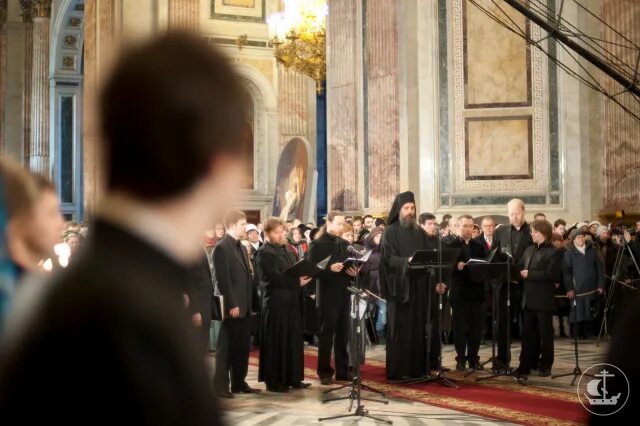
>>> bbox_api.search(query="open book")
[342,249,373,269]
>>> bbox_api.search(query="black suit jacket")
[185,250,214,322]
[520,242,562,311]
[212,234,253,318]
[450,238,486,303]
[494,222,534,281]
[473,235,497,258]
[0,220,221,425]
[306,232,351,309]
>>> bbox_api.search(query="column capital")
[20,0,33,23]
[32,0,52,19]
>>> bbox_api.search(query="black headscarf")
[387,191,416,225]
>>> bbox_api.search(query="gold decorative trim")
[32,0,52,18]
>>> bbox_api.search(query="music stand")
[475,256,526,385]
[320,253,390,424]
[391,248,459,388]
[463,261,508,378]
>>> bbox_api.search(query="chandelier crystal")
[267,0,328,93]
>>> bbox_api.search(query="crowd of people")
[195,195,639,389]
[0,32,639,423]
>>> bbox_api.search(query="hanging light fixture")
[267,0,328,93]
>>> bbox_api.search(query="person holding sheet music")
[306,211,359,385]
[380,192,447,380]
[450,215,486,371]
[256,217,313,392]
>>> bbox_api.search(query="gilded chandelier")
[267,0,327,94]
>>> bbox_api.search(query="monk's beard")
[399,214,417,229]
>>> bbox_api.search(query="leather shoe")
[320,377,332,385]
[513,367,530,378]
[470,362,482,370]
[232,386,262,394]
[290,382,311,389]
[456,361,466,371]
[216,390,234,399]
[267,384,289,393]
[538,369,551,377]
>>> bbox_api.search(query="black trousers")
[520,308,554,371]
[214,316,251,392]
[317,303,349,379]
[452,301,483,363]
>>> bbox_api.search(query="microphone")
[501,247,514,259]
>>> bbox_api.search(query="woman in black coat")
[563,229,605,339]
[256,218,313,392]
[516,220,562,377]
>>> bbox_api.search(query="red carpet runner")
[249,349,588,425]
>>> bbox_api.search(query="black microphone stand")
[552,294,594,385]
[477,252,526,385]
[597,237,640,345]
[320,249,390,424]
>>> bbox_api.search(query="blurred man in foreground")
[0,32,249,424]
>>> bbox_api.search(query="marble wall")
[449,0,548,198]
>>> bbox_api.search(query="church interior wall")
[1,0,638,224]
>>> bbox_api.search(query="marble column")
[600,0,640,211]
[278,67,308,149]
[364,0,400,212]
[20,0,32,165]
[168,0,199,31]
[0,0,7,153]
[83,0,116,214]
[28,0,51,176]
[326,0,362,213]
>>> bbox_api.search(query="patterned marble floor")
[210,335,607,425]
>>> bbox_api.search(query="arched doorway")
[50,0,84,220]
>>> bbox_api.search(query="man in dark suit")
[450,215,487,371]
[185,250,215,352]
[0,32,250,424]
[306,211,358,385]
[476,216,497,257]
[213,210,260,398]
[493,199,534,368]
[475,216,497,340]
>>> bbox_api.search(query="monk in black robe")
[380,192,447,379]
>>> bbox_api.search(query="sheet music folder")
[465,261,509,283]
[285,255,331,278]
[409,247,460,269]
[342,249,372,269]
